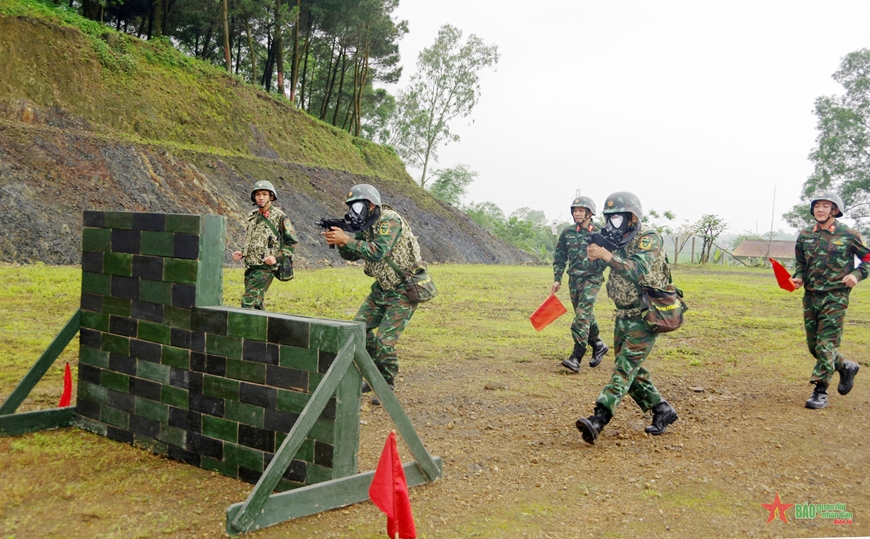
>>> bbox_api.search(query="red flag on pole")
[529,294,568,332]
[769,258,796,292]
[58,362,72,407]
[369,431,416,539]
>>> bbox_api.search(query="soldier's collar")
[812,219,837,234]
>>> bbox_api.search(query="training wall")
[73,210,362,490]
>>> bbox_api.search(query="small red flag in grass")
[529,294,568,331]
[58,362,72,407]
[769,258,796,292]
[369,431,416,539]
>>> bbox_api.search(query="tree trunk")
[222,0,231,71]
[331,52,348,126]
[289,0,301,103]
[246,18,257,84]
[152,0,163,38]
[275,0,285,96]
[299,15,313,111]
[319,37,340,120]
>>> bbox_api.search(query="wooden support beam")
[229,336,357,533]
[0,407,77,436]
[0,310,80,416]
[353,346,441,482]
[226,457,443,535]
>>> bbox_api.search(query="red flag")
[369,432,416,539]
[58,362,72,407]
[769,258,796,292]
[529,294,568,332]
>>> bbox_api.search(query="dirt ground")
[2,265,870,538]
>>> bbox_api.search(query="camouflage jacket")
[553,221,606,284]
[792,220,870,292]
[605,227,670,314]
[242,205,298,268]
[339,205,421,291]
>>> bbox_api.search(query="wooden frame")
[226,331,441,535]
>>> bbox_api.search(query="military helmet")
[810,190,844,218]
[345,184,382,206]
[602,191,643,220]
[570,196,597,216]
[250,180,277,202]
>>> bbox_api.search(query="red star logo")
[761,492,794,524]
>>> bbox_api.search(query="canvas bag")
[257,213,294,282]
[641,284,687,333]
[382,224,437,303]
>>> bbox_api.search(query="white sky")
[386,0,870,234]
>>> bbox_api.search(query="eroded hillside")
[0,2,533,266]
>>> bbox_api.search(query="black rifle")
[316,217,356,249]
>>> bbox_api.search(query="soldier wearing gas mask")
[551,196,609,372]
[321,184,424,404]
[231,180,298,310]
[576,191,678,444]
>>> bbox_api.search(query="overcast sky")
[385,0,870,235]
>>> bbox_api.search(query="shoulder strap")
[257,212,283,249]
[383,222,406,280]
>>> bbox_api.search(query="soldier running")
[576,191,678,444]
[790,190,868,409]
[551,195,609,372]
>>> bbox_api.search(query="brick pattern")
[77,211,360,491]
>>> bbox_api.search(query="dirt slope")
[0,6,534,266]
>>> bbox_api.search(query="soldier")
[790,191,868,409]
[321,184,424,404]
[551,195,609,372]
[576,191,678,444]
[231,180,298,310]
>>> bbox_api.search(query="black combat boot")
[588,336,609,368]
[645,401,678,435]
[561,343,586,373]
[837,360,860,395]
[805,384,828,409]
[362,381,372,393]
[575,405,612,444]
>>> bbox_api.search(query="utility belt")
[805,287,849,296]
[246,264,276,271]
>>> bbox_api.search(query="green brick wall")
[76,211,362,490]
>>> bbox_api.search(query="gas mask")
[345,201,381,231]
[591,212,638,251]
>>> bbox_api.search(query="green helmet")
[810,190,844,218]
[345,184,382,206]
[250,180,277,202]
[602,191,643,221]
[570,196,596,216]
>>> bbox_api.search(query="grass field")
[1,263,869,538]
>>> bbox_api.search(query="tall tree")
[427,164,477,206]
[696,214,728,264]
[386,24,499,187]
[786,49,870,230]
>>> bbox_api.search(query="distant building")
[732,240,795,266]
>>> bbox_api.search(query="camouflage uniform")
[241,206,298,310]
[793,220,870,387]
[596,227,670,415]
[339,204,421,385]
[553,222,606,347]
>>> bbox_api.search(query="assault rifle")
[316,217,356,249]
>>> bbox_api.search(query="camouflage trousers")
[568,277,602,347]
[355,283,417,385]
[595,315,663,415]
[241,267,275,310]
[803,289,849,387]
